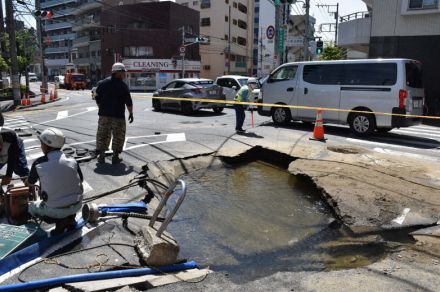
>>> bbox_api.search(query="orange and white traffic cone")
[309,110,327,142]
[49,90,54,101]
[20,99,26,106]
[54,87,58,99]
[40,93,46,103]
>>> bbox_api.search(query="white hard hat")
[39,127,65,148]
[111,62,126,73]
[247,78,258,85]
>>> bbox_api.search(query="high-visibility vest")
[234,85,253,102]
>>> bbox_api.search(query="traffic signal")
[34,10,54,19]
[316,40,324,55]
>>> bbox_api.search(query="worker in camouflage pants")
[95,62,133,164]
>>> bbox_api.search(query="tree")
[320,46,344,60]
[0,55,9,72]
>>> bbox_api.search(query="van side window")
[269,66,297,82]
[344,63,397,86]
[405,62,423,88]
[303,64,344,85]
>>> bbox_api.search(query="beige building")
[176,0,254,79]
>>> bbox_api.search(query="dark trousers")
[234,104,245,130]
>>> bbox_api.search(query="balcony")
[47,33,76,42]
[72,18,100,32]
[41,0,77,9]
[44,21,73,31]
[45,46,70,54]
[73,56,100,66]
[72,35,100,48]
[44,58,69,67]
[73,0,103,16]
[52,8,76,19]
[337,11,371,53]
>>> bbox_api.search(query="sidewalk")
[0,95,60,113]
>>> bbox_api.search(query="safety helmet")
[39,127,65,148]
[111,62,126,73]
[247,78,258,85]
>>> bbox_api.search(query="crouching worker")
[28,128,84,235]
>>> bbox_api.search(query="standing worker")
[234,78,258,133]
[28,128,84,235]
[95,62,134,164]
[0,128,30,186]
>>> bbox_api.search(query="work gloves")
[128,113,134,123]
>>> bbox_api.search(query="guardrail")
[340,11,370,23]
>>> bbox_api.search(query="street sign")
[179,46,186,54]
[266,25,275,40]
[276,28,285,53]
[285,36,304,47]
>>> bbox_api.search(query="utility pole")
[259,28,263,77]
[36,0,48,93]
[227,5,231,74]
[303,0,310,61]
[317,3,339,46]
[335,3,339,45]
[6,0,21,105]
[181,26,185,78]
[0,0,5,57]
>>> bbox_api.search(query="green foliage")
[320,46,345,60]
[0,55,9,72]
[2,28,37,74]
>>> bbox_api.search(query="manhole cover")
[327,146,366,154]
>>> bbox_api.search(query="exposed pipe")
[0,261,198,292]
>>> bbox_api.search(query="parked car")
[152,78,225,114]
[214,75,260,105]
[54,75,65,88]
[28,73,38,82]
[258,59,425,136]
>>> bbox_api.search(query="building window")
[236,55,246,68]
[409,0,438,9]
[201,17,211,26]
[224,34,228,40]
[225,0,229,4]
[225,15,228,22]
[232,37,237,43]
[233,2,237,8]
[233,19,237,25]
[238,3,247,14]
[237,20,247,29]
[193,1,198,5]
[203,65,211,70]
[201,0,211,9]
[123,46,153,57]
[237,37,247,46]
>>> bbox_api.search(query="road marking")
[124,133,186,151]
[373,147,439,162]
[166,133,186,142]
[144,107,150,111]
[83,180,93,193]
[392,208,411,225]
[346,137,439,149]
[56,110,69,120]
[23,138,39,143]
[34,107,98,126]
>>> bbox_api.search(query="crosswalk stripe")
[392,129,440,139]
[394,127,440,134]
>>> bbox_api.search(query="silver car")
[152,78,225,114]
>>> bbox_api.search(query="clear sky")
[13,0,367,44]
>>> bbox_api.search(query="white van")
[257,59,425,136]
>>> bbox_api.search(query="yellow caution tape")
[141,95,440,120]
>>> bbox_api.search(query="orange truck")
[64,73,87,90]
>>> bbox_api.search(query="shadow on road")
[235,131,264,138]
[94,162,134,176]
[259,121,440,150]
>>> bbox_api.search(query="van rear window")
[303,63,397,86]
[405,62,423,88]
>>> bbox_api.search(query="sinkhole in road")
[167,160,390,283]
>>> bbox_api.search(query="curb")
[13,98,61,111]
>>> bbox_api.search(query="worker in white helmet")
[95,62,133,164]
[28,127,84,235]
[234,78,258,133]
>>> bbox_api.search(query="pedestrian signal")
[316,40,324,55]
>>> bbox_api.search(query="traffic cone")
[49,90,54,101]
[309,110,327,142]
[26,98,31,105]
[40,93,46,103]
[20,99,26,106]
[54,87,58,99]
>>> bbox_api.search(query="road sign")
[179,46,186,54]
[276,28,285,53]
[266,25,275,40]
[285,36,304,47]
[0,223,39,260]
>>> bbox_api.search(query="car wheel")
[213,106,224,113]
[349,112,376,136]
[272,107,291,125]
[181,101,193,115]
[152,98,161,111]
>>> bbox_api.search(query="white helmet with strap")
[247,77,258,85]
[39,127,65,148]
[111,62,126,73]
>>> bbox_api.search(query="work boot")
[50,215,77,236]
[97,151,106,163]
[112,155,123,164]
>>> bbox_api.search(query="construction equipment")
[64,72,86,90]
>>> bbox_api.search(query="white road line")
[393,129,440,138]
[398,126,440,133]
[373,147,439,162]
[346,137,439,149]
[56,110,69,120]
[83,180,93,193]
[23,138,39,143]
[25,146,41,152]
[35,107,98,125]
[124,133,186,151]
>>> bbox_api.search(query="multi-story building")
[101,1,201,90]
[40,0,77,77]
[176,0,254,79]
[252,0,276,77]
[338,0,440,116]
[71,0,103,84]
[285,14,315,62]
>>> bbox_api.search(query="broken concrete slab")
[135,223,180,266]
[382,209,437,229]
[65,268,211,292]
[410,225,440,237]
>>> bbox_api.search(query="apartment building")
[40,0,77,77]
[285,14,315,62]
[176,0,254,79]
[101,1,200,90]
[252,0,276,77]
[338,0,440,116]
